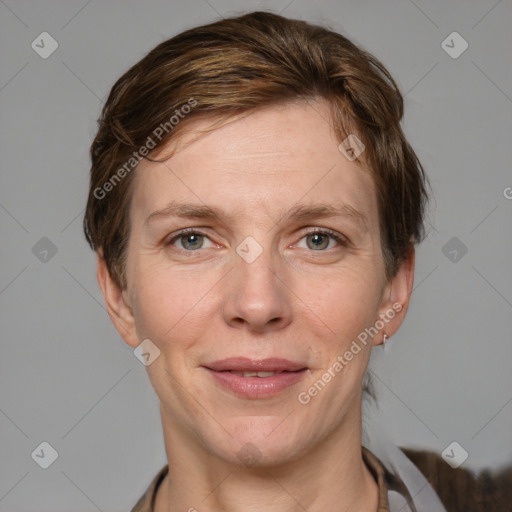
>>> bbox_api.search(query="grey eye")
[306,233,330,250]
[180,233,204,250]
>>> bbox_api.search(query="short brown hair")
[83,10,429,290]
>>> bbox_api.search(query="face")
[99,98,413,467]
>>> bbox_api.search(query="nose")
[222,246,293,333]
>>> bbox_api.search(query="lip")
[203,358,308,399]
[205,357,306,372]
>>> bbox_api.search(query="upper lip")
[205,358,306,372]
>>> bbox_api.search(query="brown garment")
[130,447,411,512]
[129,447,512,512]
[401,447,512,512]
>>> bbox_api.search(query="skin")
[97,98,415,512]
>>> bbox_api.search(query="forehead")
[130,99,378,228]
[150,98,354,165]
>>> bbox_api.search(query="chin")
[207,416,309,468]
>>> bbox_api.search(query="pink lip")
[205,357,306,372]
[203,358,308,399]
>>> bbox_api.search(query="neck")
[155,410,379,512]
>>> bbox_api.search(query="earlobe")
[375,248,416,345]
[96,251,140,348]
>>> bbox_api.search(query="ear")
[374,248,415,346]
[96,250,140,348]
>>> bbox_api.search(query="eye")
[167,229,216,251]
[295,229,347,251]
[166,228,347,252]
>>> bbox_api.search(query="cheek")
[129,264,215,349]
[296,264,384,344]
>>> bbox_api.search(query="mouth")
[227,370,288,378]
[205,357,306,372]
[203,358,308,399]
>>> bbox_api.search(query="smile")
[229,371,282,377]
[205,369,308,399]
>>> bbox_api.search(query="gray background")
[1,0,511,510]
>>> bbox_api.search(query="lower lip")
[205,369,307,399]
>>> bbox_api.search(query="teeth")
[230,371,281,377]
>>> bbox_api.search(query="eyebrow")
[144,201,369,231]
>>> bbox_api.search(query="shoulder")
[399,446,512,512]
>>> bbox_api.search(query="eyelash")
[165,227,348,252]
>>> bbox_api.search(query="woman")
[83,11,453,512]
